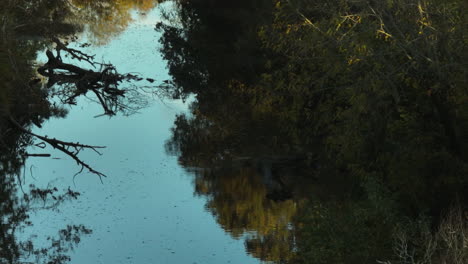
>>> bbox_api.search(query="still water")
[23,5,261,264]
[6,1,466,263]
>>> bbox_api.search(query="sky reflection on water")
[24,5,260,264]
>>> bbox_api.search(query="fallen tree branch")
[9,116,107,182]
[52,37,96,67]
[37,38,148,116]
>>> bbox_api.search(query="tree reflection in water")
[160,0,468,263]
[1,0,467,263]
[68,0,159,45]
[193,165,298,263]
[0,171,92,264]
[0,0,164,263]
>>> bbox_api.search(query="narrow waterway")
[22,5,261,264]
[6,1,464,264]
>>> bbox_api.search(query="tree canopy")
[160,0,468,263]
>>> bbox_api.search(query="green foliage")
[295,201,394,264]
[158,0,468,263]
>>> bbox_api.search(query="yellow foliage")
[68,0,159,44]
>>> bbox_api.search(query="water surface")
[23,5,261,264]
[4,1,466,264]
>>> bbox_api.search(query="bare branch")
[9,116,107,181]
[51,37,96,67]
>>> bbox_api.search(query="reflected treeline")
[1,0,70,178]
[161,0,468,263]
[12,0,160,45]
[0,171,92,264]
[1,0,88,262]
[1,0,161,263]
[2,0,164,179]
[193,165,300,263]
[66,0,160,45]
